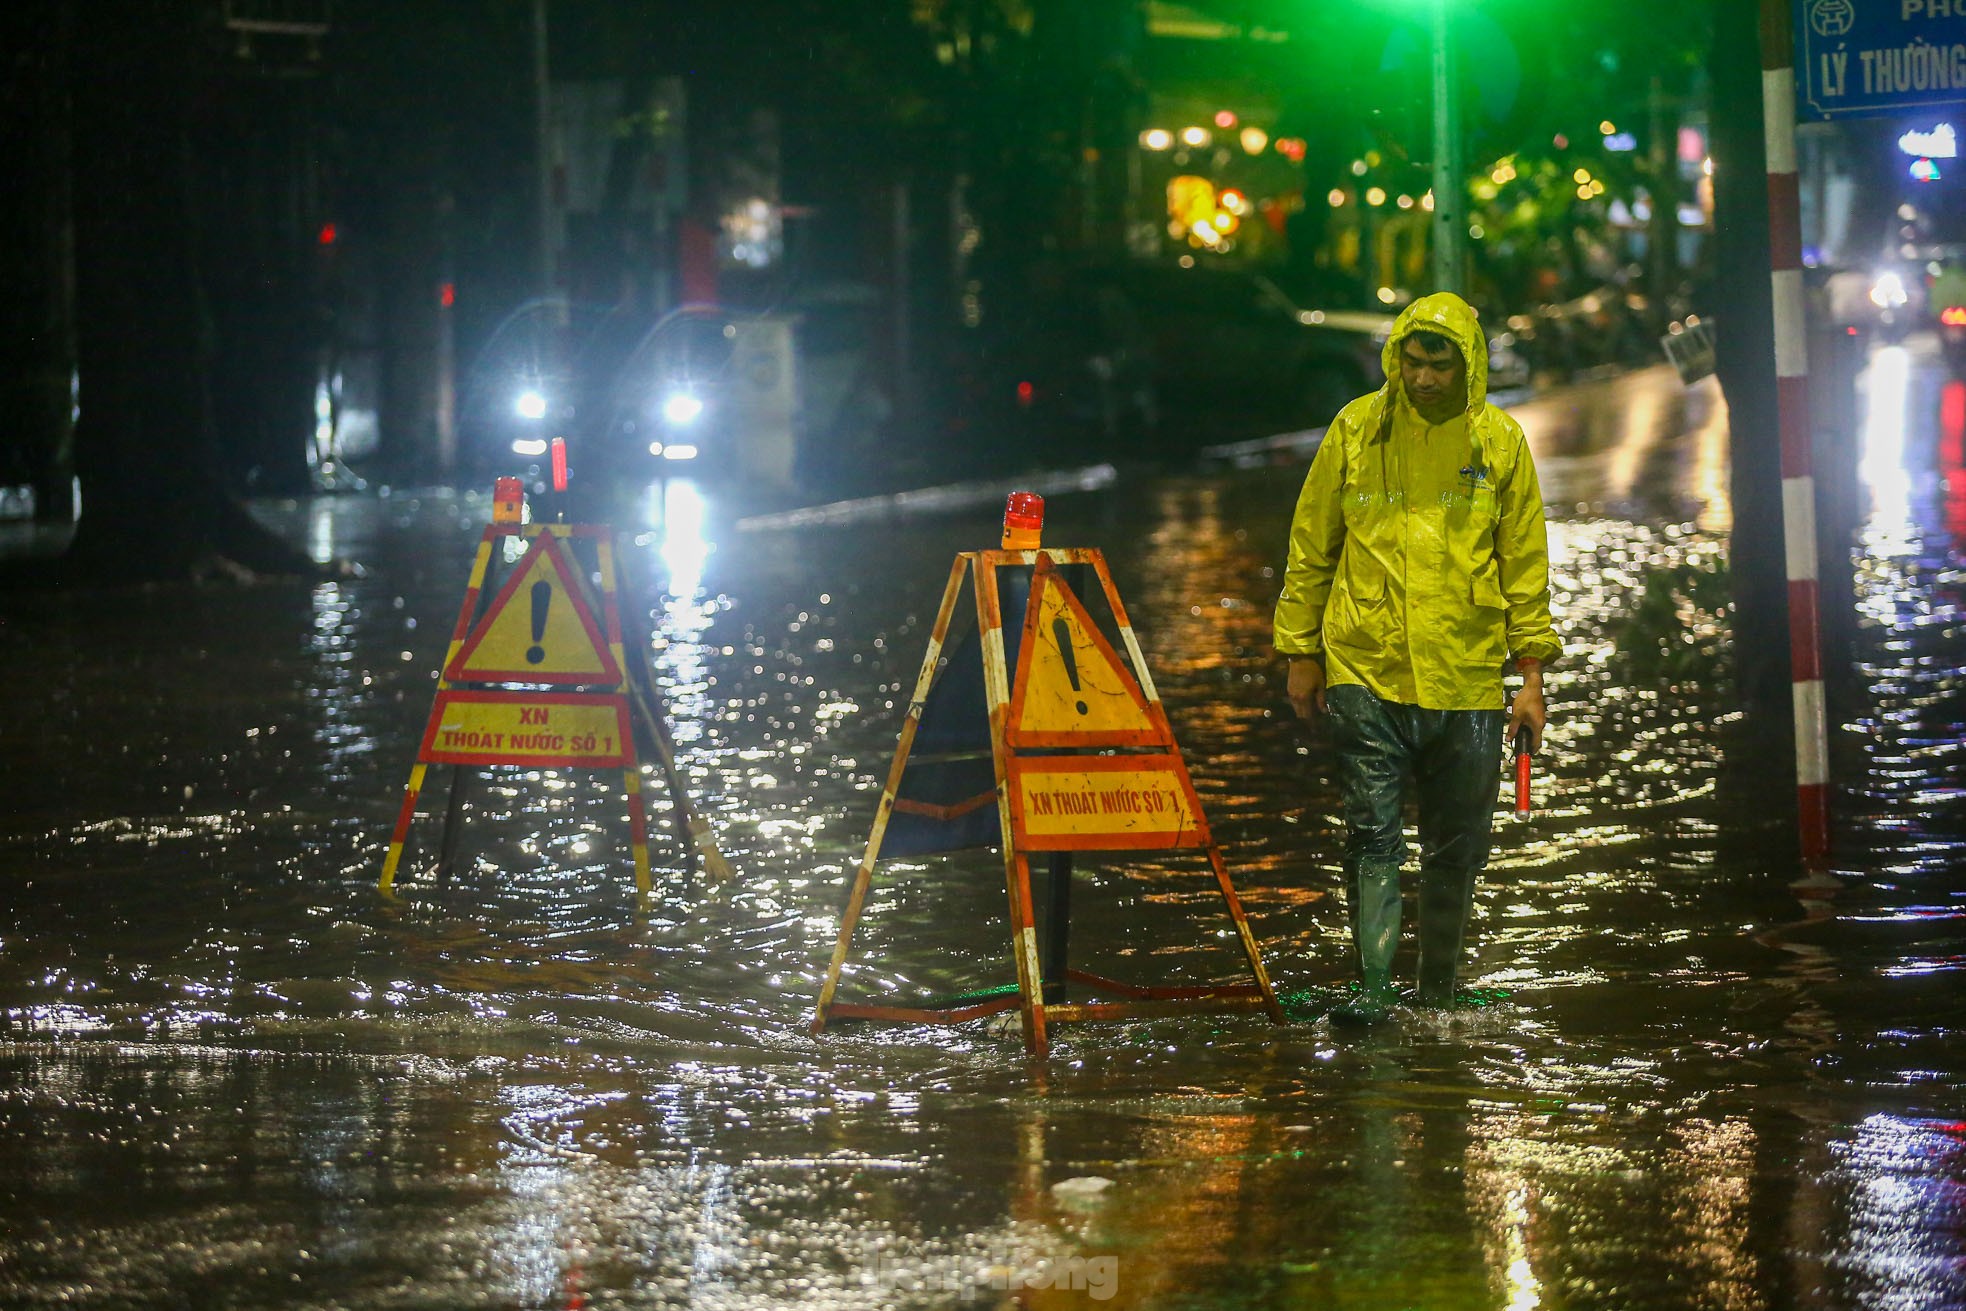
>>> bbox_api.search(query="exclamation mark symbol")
[526,580,551,665]
[1053,616,1087,714]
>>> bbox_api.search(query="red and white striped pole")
[1760,0,1831,859]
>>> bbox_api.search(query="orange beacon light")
[1002,491,1044,550]
[492,477,525,525]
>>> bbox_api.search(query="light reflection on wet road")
[0,362,1961,1308]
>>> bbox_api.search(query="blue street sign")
[1795,0,1966,121]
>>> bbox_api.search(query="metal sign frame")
[810,547,1283,1057]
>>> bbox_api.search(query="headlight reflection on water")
[647,479,712,613]
[1860,346,1915,555]
[638,478,719,752]
[1832,1115,1966,1309]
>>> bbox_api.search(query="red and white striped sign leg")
[1762,25,1831,858]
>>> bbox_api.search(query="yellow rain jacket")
[1273,292,1560,709]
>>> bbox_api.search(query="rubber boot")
[1333,855,1402,1024]
[1415,863,1477,1007]
[1410,699,1501,1010]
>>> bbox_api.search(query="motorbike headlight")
[514,388,549,420]
[1870,271,1910,309]
[662,392,704,426]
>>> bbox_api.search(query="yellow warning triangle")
[445,535,621,686]
[1007,568,1169,747]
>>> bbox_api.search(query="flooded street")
[1,361,1962,1309]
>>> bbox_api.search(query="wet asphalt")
[0,358,1961,1309]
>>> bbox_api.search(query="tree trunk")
[0,0,77,524]
[1705,0,1809,864]
[376,163,445,480]
[197,81,322,498]
[1709,0,1793,728]
[61,0,311,582]
[1646,74,1681,323]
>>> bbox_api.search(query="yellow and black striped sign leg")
[624,763,652,906]
[1004,851,1049,1056]
[1205,842,1285,1023]
[379,529,499,897]
[378,762,428,898]
[975,558,1049,1056]
[812,554,972,1036]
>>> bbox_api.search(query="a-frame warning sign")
[378,521,733,905]
[812,546,1282,1057]
[444,534,620,686]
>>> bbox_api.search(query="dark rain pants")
[1325,683,1505,1003]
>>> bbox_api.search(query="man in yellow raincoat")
[1274,292,1560,1014]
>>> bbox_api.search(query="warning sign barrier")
[378,519,732,904]
[812,542,1282,1057]
[419,690,633,768]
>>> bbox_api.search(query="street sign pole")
[1762,0,1830,859]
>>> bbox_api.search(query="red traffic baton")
[1513,727,1533,817]
[550,436,569,493]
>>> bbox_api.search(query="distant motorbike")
[1870,270,1914,345]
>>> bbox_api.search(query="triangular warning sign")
[445,535,621,685]
[1006,564,1170,748]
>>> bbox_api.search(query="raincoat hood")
[1378,291,1488,417]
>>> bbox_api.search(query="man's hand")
[1287,657,1326,721]
[1506,659,1547,752]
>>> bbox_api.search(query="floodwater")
[0,360,1961,1309]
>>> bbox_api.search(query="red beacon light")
[1001,491,1045,551]
[492,476,525,525]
